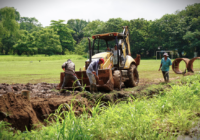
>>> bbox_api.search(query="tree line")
[0,3,199,58]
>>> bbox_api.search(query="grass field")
[0,55,199,84]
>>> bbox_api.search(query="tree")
[50,20,75,54]
[34,28,62,55]
[129,18,151,57]
[178,3,200,19]
[13,30,37,55]
[67,19,88,43]
[0,7,20,54]
[19,17,42,32]
[14,28,62,55]
[83,20,104,37]
[183,30,200,56]
[100,18,125,33]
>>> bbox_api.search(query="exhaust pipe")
[88,37,92,63]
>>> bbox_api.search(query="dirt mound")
[0,92,39,131]
[0,82,92,131]
[0,92,93,131]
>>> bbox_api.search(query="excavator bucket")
[134,54,141,67]
[57,69,114,91]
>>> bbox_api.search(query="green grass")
[0,55,87,84]
[1,74,200,139]
[138,59,200,80]
[0,54,87,61]
[0,55,199,84]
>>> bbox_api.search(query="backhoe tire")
[113,70,122,90]
[124,64,139,87]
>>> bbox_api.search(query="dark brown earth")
[0,76,187,132]
[0,79,168,132]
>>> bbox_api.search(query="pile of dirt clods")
[0,83,92,132]
[0,82,144,132]
[0,83,59,97]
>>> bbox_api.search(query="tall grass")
[1,74,200,139]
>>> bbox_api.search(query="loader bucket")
[57,69,114,92]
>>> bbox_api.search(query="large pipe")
[172,57,200,74]
[172,58,190,74]
[188,57,200,72]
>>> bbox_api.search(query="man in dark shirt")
[60,59,83,92]
[86,58,104,93]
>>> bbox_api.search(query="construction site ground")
[0,78,170,130]
[0,74,193,131]
[0,57,200,139]
[1,73,200,140]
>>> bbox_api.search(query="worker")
[107,44,120,64]
[86,58,104,93]
[60,59,83,93]
[158,52,172,82]
[113,44,119,65]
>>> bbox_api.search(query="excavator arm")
[122,26,131,56]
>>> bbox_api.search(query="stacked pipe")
[172,57,200,74]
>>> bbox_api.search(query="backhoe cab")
[58,26,140,91]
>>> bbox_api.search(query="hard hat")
[99,58,104,64]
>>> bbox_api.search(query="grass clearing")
[0,59,86,83]
[1,55,199,84]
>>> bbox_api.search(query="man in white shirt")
[113,44,118,64]
[107,44,120,65]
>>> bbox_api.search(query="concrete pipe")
[172,58,190,74]
[188,57,200,73]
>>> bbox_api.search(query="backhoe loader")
[57,26,140,91]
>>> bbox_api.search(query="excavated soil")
[0,79,173,132]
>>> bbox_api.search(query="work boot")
[60,89,65,93]
[79,87,84,92]
[90,85,94,94]
[93,84,98,93]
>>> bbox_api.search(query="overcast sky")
[0,0,199,27]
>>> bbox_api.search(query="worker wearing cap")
[158,53,172,82]
[86,58,104,93]
[60,59,83,93]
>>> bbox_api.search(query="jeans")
[86,72,98,93]
[162,71,169,82]
[61,73,83,91]
[86,72,96,85]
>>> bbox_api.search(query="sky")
[0,0,199,27]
